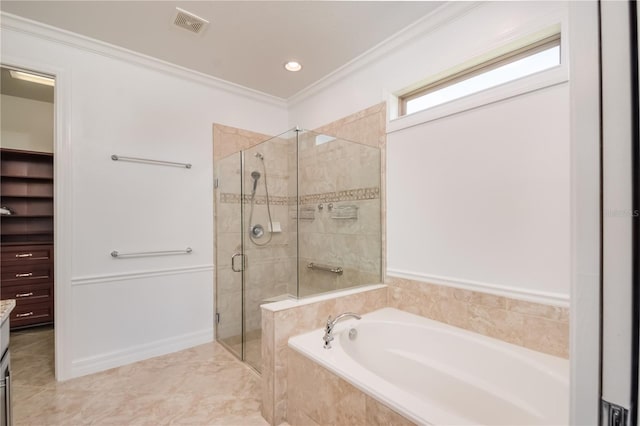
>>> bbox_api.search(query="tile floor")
[220,332,261,374]
[10,326,269,425]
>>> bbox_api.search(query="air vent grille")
[173,8,209,34]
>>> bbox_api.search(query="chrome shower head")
[255,152,264,160]
[251,171,261,194]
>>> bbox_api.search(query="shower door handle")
[231,253,246,272]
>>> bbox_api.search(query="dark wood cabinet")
[1,149,54,329]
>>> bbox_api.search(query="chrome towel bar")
[111,248,193,258]
[307,262,343,275]
[111,154,192,169]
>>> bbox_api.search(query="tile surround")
[312,103,388,278]
[262,280,569,425]
[287,348,415,426]
[261,285,388,425]
[296,104,386,297]
[214,106,386,361]
[386,276,570,358]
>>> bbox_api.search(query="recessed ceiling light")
[284,61,302,72]
[9,70,55,86]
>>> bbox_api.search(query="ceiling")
[0,67,54,103]
[0,1,443,99]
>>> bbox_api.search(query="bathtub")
[288,307,569,425]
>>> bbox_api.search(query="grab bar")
[111,154,192,169]
[111,247,193,258]
[307,262,343,275]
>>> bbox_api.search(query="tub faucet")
[323,312,361,349]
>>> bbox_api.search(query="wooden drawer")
[1,282,52,305]
[1,245,53,266]
[10,301,53,328]
[1,264,53,287]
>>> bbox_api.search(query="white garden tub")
[288,307,569,425]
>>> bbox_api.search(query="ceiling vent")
[172,8,209,35]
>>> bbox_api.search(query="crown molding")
[286,2,481,107]
[0,12,288,109]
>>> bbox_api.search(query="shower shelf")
[331,205,358,220]
[298,206,315,220]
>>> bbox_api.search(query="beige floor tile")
[10,326,268,426]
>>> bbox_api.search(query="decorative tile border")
[299,187,379,204]
[220,187,380,206]
[219,193,290,205]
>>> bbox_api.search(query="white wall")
[1,16,288,379]
[387,84,570,303]
[1,94,54,152]
[290,1,571,305]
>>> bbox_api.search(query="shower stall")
[214,128,381,372]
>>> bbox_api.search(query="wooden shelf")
[1,175,54,181]
[1,241,53,247]
[0,198,53,217]
[0,148,53,158]
[1,230,53,236]
[1,215,53,218]
[1,195,54,200]
[0,195,54,199]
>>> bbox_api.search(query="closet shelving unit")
[0,148,54,329]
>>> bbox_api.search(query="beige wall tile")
[288,347,412,426]
[273,343,290,424]
[365,395,416,426]
[261,309,275,424]
[266,286,388,425]
[213,123,271,161]
[333,287,387,315]
[334,378,366,425]
[522,315,570,358]
[506,298,567,321]
[386,277,570,359]
[287,349,337,424]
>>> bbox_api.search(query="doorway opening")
[0,65,56,388]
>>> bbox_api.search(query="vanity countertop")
[0,300,16,325]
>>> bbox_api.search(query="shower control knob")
[251,224,265,238]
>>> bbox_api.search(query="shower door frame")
[214,129,300,373]
[214,151,247,364]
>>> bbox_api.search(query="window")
[399,34,561,117]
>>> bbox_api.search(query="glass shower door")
[241,131,298,372]
[214,152,244,360]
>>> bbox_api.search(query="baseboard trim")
[72,264,214,286]
[386,268,569,307]
[70,328,213,378]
